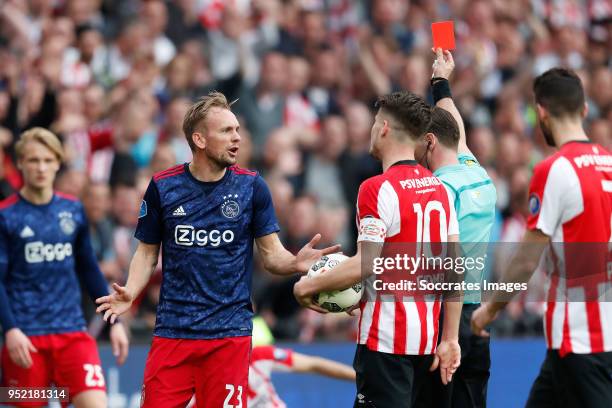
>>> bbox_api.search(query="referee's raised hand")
[432,47,455,80]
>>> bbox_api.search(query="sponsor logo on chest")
[174,225,235,247]
[25,241,73,263]
[170,191,245,247]
[399,176,442,190]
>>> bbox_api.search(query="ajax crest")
[221,194,240,219]
[59,211,76,235]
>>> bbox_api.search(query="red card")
[432,21,455,50]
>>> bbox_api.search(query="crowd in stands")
[0,0,610,342]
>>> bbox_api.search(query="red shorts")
[1,331,105,407]
[141,335,251,408]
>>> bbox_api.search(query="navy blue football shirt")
[0,193,109,336]
[135,164,280,339]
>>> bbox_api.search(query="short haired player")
[95,92,339,407]
[294,91,462,408]
[414,49,497,407]
[471,68,612,407]
[0,127,129,408]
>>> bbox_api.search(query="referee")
[415,48,497,408]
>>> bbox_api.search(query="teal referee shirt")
[434,153,497,303]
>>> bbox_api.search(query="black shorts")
[526,350,612,408]
[421,303,491,408]
[353,344,434,408]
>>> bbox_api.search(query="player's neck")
[189,158,227,182]
[432,150,459,171]
[381,146,416,172]
[551,119,589,146]
[20,185,54,205]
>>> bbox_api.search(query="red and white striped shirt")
[356,160,458,355]
[248,346,294,408]
[527,141,612,356]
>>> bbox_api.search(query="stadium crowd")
[0,0,610,342]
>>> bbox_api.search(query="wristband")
[431,78,452,104]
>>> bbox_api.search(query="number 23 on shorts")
[223,384,243,408]
[83,364,105,387]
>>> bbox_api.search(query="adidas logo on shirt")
[173,206,186,216]
[20,225,35,238]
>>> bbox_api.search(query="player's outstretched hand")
[431,47,455,80]
[295,233,341,274]
[95,283,134,324]
[293,276,329,314]
[109,322,130,366]
[470,302,497,337]
[5,328,38,369]
[430,339,460,385]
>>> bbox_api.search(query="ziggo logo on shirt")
[174,225,235,247]
[25,241,73,263]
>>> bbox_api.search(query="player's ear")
[425,132,435,149]
[192,132,206,150]
[581,102,588,119]
[535,103,548,121]
[381,120,389,138]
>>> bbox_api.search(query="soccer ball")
[307,253,362,313]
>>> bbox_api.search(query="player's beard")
[539,118,557,147]
[206,149,235,169]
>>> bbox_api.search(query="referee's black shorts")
[416,303,490,408]
[353,344,434,408]
[526,350,612,408]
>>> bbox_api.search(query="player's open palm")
[295,233,341,274]
[95,283,133,323]
[430,339,461,385]
[5,328,37,368]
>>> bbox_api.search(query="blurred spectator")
[166,0,207,46]
[237,51,287,154]
[285,196,318,253]
[590,118,611,151]
[398,54,430,98]
[284,56,320,131]
[468,126,496,167]
[0,142,15,200]
[304,115,349,208]
[110,183,140,284]
[140,0,176,67]
[103,19,150,85]
[339,102,380,253]
[370,0,413,53]
[159,96,192,163]
[55,168,88,197]
[82,181,121,283]
[149,142,177,175]
[307,48,344,116]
